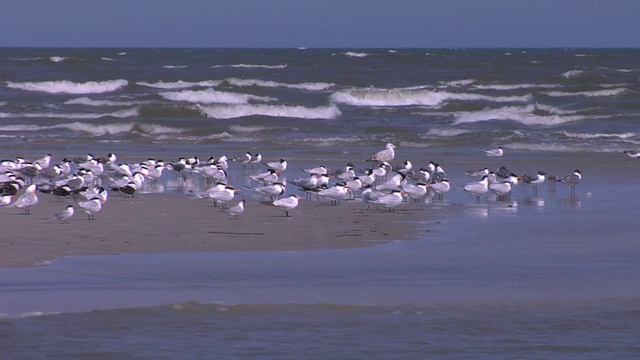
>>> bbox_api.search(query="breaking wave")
[64,97,150,107]
[197,104,341,120]
[0,122,182,137]
[0,108,138,119]
[137,80,221,89]
[160,89,274,104]
[224,78,335,91]
[452,105,592,126]
[343,52,369,58]
[542,88,628,97]
[7,79,128,94]
[211,63,287,69]
[331,89,532,107]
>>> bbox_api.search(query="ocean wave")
[542,88,628,97]
[343,52,369,58]
[559,131,638,140]
[49,56,67,63]
[163,65,188,69]
[0,121,183,136]
[7,79,128,94]
[64,97,150,107]
[0,102,6,107]
[198,104,341,119]
[160,89,274,104]
[137,80,221,89]
[425,128,472,137]
[331,89,532,107]
[0,108,138,119]
[211,63,288,69]
[224,78,335,91]
[473,83,561,91]
[228,125,270,133]
[452,105,590,126]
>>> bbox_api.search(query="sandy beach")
[0,190,431,268]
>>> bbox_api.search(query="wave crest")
[198,104,341,119]
[7,79,128,94]
[160,89,274,104]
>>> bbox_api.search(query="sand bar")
[0,190,432,268]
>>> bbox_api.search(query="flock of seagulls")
[0,144,589,223]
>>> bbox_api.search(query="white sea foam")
[225,78,335,91]
[0,108,138,119]
[137,80,221,89]
[561,131,637,140]
[473,83,561,90]
[331,89,532,107]
[542,88,628,97]
[101,57,116,62]
[228,125,269,133]
[64,97,149,107]
[49,56,67,63]
[453,105,590,126]
[561,70,585,79]
[160,89,274,104]
[443,79,476,87]
[343,52,369,58]
[138,124,183,135]
[425,128,472,137]
[163,65,188,69]
[211,64,287,69]
[0,102,6,107]
[198,104,341,120]
[54,122,135,136]
[7,79,128,94]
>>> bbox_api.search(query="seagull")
[8,184,39,214]
[463,176,489,202]
[76,197,102,220]
[367,143,396,163]
[559,169,582,197]
[249,182,285,201]
[623,151,640,159]
[264,158,287,171]
[370,189,405,212]
[427,179,451,200]
[272,194,301,217]
[376,172,406,192]
[0,194,13,207]
[249,169,280,184]
[42,205,74,224]
[302,165,329,175]
[465,167,490,177]
[522,170,546,196]
[484,146,504,157]
[402,182,428,202]
[317,183,349,205]
[112,181,137,199]
[227,199,246,220]
[361,186,386,210]
[205,184,239,208]
[489,180,513,200]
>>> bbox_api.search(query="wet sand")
[0,191,431,268]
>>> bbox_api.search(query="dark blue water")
[1,48,640,359]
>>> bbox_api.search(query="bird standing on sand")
[273,195,301,217]
[42,205,74,224]
[367,143,396,163]
[370,189,405,212]
[8,184,39,214]
[76,197,102,220]
[227,199,246,220]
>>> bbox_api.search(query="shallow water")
[2,48,640,358]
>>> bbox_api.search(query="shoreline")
[0,191,432,268]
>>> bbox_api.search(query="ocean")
[1,48,640,359]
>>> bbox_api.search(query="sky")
[1,0,639,48]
